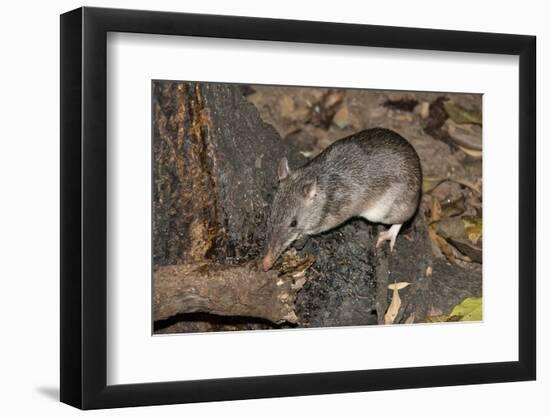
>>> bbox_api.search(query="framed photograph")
[60,6,536,409]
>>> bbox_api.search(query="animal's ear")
[302,177,318,200]
[277,157,290,181]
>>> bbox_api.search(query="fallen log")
[154,258,312,325]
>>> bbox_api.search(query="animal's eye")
[290,219,297,228]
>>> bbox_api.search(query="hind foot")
[376,224,403,252]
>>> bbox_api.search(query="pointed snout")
[262,253,274,272]
[262,235,298,272]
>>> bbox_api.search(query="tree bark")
[154,257,312,325]
[152,81,304,268]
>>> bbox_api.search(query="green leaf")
[463,216,483,244]
[449,297,482,321]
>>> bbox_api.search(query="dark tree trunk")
[152,81,303,267]
[152,81,481,333]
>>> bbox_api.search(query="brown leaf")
[279,248,315,276]
[384,286,402,325]
[428,225,457,263]
[429,198,442,223]
[447,238,482,263]
[388,282,411,291]
[414,101,430,119]
[323,90,344,108]
[404,314,415,324]
[458,145,483,158]
[332,105,353,129]
[278,95,296,120]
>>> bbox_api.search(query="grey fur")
[263,128,422,269]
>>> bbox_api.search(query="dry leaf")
[414,101,430,119]
[404,314,415,324]
[388,282,411,291]
[430,198,442,223]
[428,225,457,263]
[323,90,344,108]
[448,238,482,263]
[278,95,296,120]
[384,287,402,324]
[332,105,353,129]
[458,145,483,159]
[291,277,307,290]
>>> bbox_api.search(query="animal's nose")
[262,254,273,271]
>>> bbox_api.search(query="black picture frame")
[60,6,536,410]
